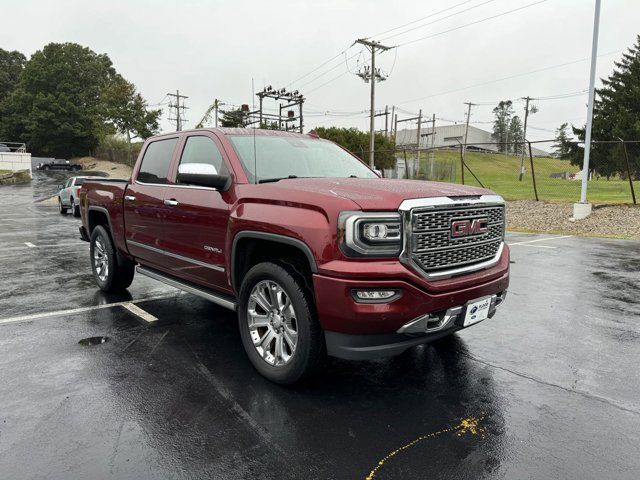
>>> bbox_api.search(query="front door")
[124,136,179,269]
[161,133,233,293]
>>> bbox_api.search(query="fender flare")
[230,231,318,292]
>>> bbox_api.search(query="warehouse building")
[395,124,548,156]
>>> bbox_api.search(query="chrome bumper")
[397,290,507,334]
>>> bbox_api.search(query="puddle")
[78,336,110,346]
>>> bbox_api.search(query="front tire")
[58,198,68,214]
[90,225,135,292]
[238,262,325,385]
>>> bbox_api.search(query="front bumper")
[325,291,507,360]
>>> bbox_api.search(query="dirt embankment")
[75,156,133,179]
[38,157,133,205]
[507,200,640,240]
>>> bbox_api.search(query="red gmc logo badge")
[451,218,489,238]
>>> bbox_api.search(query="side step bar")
[136,265,237,311]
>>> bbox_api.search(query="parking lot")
[1,171,639,479]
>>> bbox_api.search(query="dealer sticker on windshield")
[463,296,492,327]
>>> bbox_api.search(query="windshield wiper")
[258,175,300,184]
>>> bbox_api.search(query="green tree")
[219,108,245,127]
[101,75,161,141]
[552,123,572,159]
[491,100,514,153]
[508,115,524,155]
[568,36,640,179]
[0,42,158,158]
[313,126,396,170]
[0,49,26,105]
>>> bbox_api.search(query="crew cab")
[58,176,92,217]
[37,159,82,171]
[79,128,509,384]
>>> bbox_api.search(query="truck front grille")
[410,205,504,274]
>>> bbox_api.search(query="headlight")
[339,211,402,257]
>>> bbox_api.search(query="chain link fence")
[372,139,638,204]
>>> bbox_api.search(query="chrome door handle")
[164,199,179,206]
[124,195,136,201]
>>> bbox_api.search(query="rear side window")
[179,136,228,176]
[137,138,178,184]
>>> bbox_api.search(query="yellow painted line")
[365,416,486,480]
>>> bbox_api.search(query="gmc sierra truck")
[79,128,509,384]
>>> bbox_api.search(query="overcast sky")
[2,0,639,144]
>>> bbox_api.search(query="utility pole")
[463,102,475,163]
[416,109,422,149]
[519,96,532,181]
[167,90,189,131]
[384,105,389,137]
[429,113,436,177]
[214,99,219,128]
[576,0,601,219]
[355,39,393,168]
[390,105,395,138]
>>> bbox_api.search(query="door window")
[137,138,178,184]
[178,136,228,177]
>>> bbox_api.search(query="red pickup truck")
[80,128,509,384]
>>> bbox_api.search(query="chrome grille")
[410,204,504,273]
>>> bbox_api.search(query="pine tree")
[552,123,571,159]
[492,100,514,153]
[569,35,640,179]
[508,115,524,155]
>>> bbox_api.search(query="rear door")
[124,136,179,269]
[161,133,233,292]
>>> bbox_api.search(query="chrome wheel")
[93,237,109,281]
[247,280,298,366]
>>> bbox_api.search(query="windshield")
[228,135,378,183]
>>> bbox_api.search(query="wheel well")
[87,209,110,235]
[233,238,314,294]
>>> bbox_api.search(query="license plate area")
[462,295,494,327]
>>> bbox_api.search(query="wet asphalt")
[0,170,639,479]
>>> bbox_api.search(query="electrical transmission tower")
[167,90,189,131]
[354,39,393,168]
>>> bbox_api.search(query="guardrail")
[0,141,27,153]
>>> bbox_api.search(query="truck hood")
[266,178,494,210]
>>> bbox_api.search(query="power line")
[287,48,351,87]
[368,0,475,39]
[396,0,548,47]
[379,0,498,42]
[396,49,621,105]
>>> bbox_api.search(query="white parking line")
[507,235,572,247]
[122,302,158,323]
[24,242,36,248]
[0,292,179,326]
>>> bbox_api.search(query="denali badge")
[451,218,489,238]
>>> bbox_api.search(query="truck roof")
[147,128,315,141]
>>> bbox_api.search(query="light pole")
[574,0,601,219]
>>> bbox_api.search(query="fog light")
[352,289,400,303]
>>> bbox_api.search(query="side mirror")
[57,184,63,190]
[176,163,229,190]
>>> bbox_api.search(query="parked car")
[79,128,509,384]
[37,160,82,171]
[0,144,11,152]
[58,176,92,217]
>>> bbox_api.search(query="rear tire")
[58,198,68,214]
[238,261,325,385]
[90,225,135,292]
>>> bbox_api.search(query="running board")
[136,266,237,311]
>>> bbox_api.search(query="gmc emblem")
[451,218,489,238]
